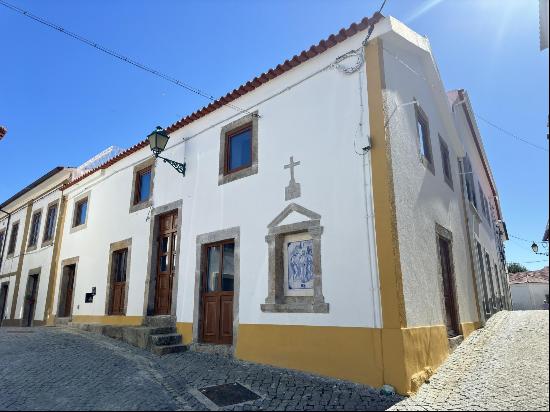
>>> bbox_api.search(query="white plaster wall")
[54,23,390,329]
[380,34,479,327]
[511,283,549,310]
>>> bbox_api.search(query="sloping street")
[391,311,549,411]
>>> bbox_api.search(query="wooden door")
[61,266,75,318]
[0,284,8,324]
[24,275,39,327]
[201,241,235,345]
[110,249,128,315]
[438,236,459,336]
[154,211,178,315]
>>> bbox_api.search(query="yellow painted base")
[176,322,193,344]
[235,323,450,395]
[71,315,143,326]
[460,321,481,338]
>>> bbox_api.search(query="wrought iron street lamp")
[531,241,549,256]
[147,126,186,176]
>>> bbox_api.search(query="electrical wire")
[0,0,255,117]
[362,0,388,46]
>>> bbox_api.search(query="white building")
[1,14,511,395]
[0,167,74,326]
[509,267,549,310]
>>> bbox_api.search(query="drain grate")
[198,382,260,407]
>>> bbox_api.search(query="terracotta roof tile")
[508,267,549,284]
[62,12,383,190]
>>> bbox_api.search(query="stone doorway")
[22,273,39,327]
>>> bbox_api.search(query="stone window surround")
[143,200,183,318]
[0,228,6,258]
[414,101,435,175]
[434,223,461,328]
[104,238,132,316]
[26,209,43,252]
[56,256,79,319]
[218,111,259,186]
[438,135,454,190]
[70,191,91,234]
[261,203,329,313]
[129,157,156,214]
[192,226,240,349]
[42,199,60,248]
[20,266,41,326]
[6,219,20,258]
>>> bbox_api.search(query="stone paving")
[390,311,549,411]
[0,326,402,411]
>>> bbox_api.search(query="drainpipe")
[0,208,11,274]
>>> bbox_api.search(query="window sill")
[70,223,87,234]
[444,176,454,191]
[218,163,258,186]
[260,302,329,313]
[420,156,435,175]
[26,244,38,253]
[42,239,54,248]
[129,199,153,214]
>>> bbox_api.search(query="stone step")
[142,316,176,328]
[150,333,182,346]
[448,335,464,353]
[151,343,187,356]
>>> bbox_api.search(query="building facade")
[0,14,511,395]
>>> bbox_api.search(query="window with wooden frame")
[42,202,58,244]
[224,123,253,175]
[73,198,88,228]
[27,210,42,249]
[415,103,434,173]
[218,112,259,185]
[0,229,5,256]
[134,166,152,205]
[439,135,453,189]
[463,155,478,208]
[7,222,19,255]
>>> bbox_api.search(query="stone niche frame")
[261,203,329,313]
[143,200,183,317]
[218,111,259,186]
[56,256,79,321]
[104,238,132,316]
[192,227,240,348]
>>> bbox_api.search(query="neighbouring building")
[509,266,549,310]
[0,167,75,326]
[0,14,511,394]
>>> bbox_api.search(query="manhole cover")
[198,383,260,407]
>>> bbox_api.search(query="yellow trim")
[176,322,193,344]
[235,324,384,388]
[460,321,481,338]
[71,315,143,326]
[365,38,407,329]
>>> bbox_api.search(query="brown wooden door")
[154,211,178,315]
[62,266,75,318]
[110,249,128,315]
[438,236,459,336]
[24,275,39,327]
[201,241,234,345]
[0,284,8,324]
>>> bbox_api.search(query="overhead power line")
[475,114,549,153]
[0,0,254,117]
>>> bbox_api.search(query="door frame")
[143,200,183,317]
[193,227,240,348]
[435,224,460,335]
[56,256,79,321]
[105,238,132,316]
[0,282,9,326]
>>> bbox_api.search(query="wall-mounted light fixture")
[531,241,549,256]
[147,126,186,176]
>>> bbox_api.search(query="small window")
[415,104,434,171]
[43,203,58,243]
[464,156,477,208]
[73,198,88,227]
[0,229,5,255]
[439,136,453,189]
[28,211,42,248]
[134,167,152,205]
[7,222,19,255]
[225,124,252,174]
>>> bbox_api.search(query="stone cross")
[284,156,301,201]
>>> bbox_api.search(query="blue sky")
[0,0,548,269]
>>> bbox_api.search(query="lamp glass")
[148,128,169,154]
[531,242,539,253]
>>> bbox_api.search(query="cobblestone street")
[0,326,402,411]
[390,311,549,411]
